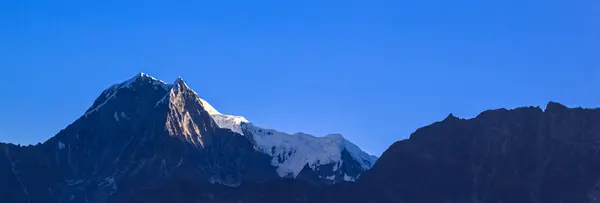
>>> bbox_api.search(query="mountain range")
[3,73,600,203]
[0,73,376,202]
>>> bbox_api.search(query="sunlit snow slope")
[198,98,378,181]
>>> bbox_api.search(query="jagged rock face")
[160,78,278,186]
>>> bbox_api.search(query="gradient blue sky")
[0,0,598,155]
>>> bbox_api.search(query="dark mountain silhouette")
[353,102,600,203]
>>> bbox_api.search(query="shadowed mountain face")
[355,102,600,203]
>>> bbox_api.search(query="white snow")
[120,112,129,120]
[123,72,171,90]
[343,173,355,182]
[79,73,378,182]
[86,72,171,116]
[58,141,65,150]
[199,98,249,134]
[210,114,249,135]
[102,177,117,190]
[85,88,118,116]
[332,161,341,171]
[154,92,170,107]
[199,98,221,115]
[245,126,372,178]
[199,98,378,179]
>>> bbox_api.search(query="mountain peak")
[86,73,172,116]
[136,71,150,78]
[174,76,184,84]
[171,77,199,98]
[444,113,459,121]
[82,72,376,184]
[325,133,344,139]
[545,101,567,112]
[121,72,168,89]
[172,76,194,92]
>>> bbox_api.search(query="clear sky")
[0,0,598,155]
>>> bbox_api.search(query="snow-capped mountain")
[202,102,378,183]
[101,73,377,184]
[0,72,378,203]
[90,73,377,184]
[7,72,600,203]
[1,73,282,203]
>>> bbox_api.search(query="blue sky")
[0,0,598,155]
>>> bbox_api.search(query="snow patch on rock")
[58,141,65,150]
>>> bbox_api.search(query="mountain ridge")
[0,72,377,202]
[5,72,600,203]
[113,100,600,203]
